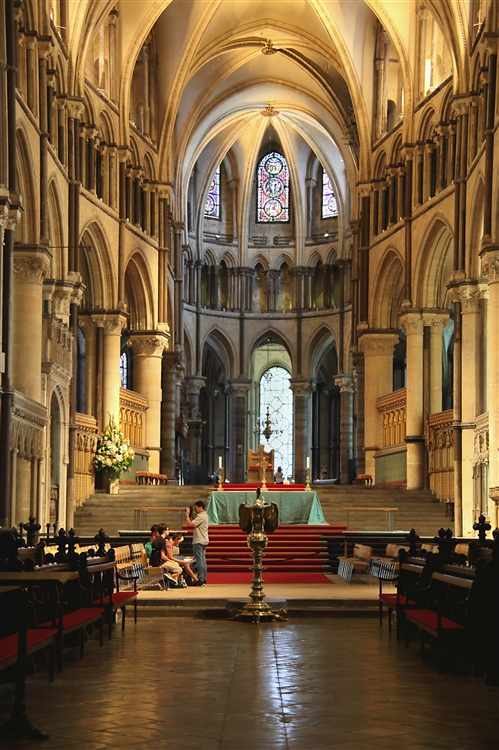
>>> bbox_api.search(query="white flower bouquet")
[93,417,135,478]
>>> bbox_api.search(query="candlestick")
[218,456,222,468]
[306,456,310,469]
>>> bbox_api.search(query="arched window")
[204,165,221,219]
[259,366,294,477]
[257,152,289,223]
[322,169,338,218]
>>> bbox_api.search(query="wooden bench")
[404,571,475,673]
[81,552,138,638]
[355,474,373,485]
[378,558,429,638]
[337,544,373,582]
[114,544,166,591]
[135,471,168,485]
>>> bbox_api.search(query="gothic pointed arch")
[124,250,155,330]
[79,221,115,310]
[15,126,37,245]
[47,178,66,278]
[414,218,454,309]
[371,248,405,329]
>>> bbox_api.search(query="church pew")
[337,543,372,582]
[404,570,477,673]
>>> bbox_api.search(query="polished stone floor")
[1,617,498,750]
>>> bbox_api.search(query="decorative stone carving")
[92,314,126,336]
[358,333,399,357]
[184,376,206,395]
[448,284,481,313]
[13,257,49,284]
[225,380,251,398]
[334,374,354,393]
[400,312,424,335]
[481,250,499,283]
[289,380,314,397]
[127,334,169,357]
[489,487,499,505]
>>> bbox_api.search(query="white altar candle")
[306,456,310,469]
[218,456,222,468]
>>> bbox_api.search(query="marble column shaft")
[401,313,425,489]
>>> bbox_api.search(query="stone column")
[160,352,179,479]
[12,253,50,403]
[227,381,251,483]
[448,286,480,532]
[290,380,314,485]
[358,333,398,480]
[401,312,425,489]
[128,333,169,473]
[423,312,449,415]
[305,178,316,240]
[9,448,18,528]
[481,248,499,510]
[228,178,239,240]
[334,374,354,484]
[96,314,126,429]
[184,376,206,466]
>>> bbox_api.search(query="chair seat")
[40,607,104,633]
[405,608,465,631]
[95,592,137,608]
[0,628,58,664]
[380,594,416,606]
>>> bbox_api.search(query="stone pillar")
[184,376,206,466]
[424,312,449,415]
[141,42,150,137]
[305,178,316,240]
[481,248,499,510]
[401,312,425,489]
[12,253,50,402]
[96,314,126,429]
[448,286,480,532]
[9,448,18,528]
[227,381,251,483]
[108,10,118,102]
[334,374,354,484]
[160,352,178,479]
[228,178,239,240]
[290,380,314,485]
[358,333,398,481]
[128,333,169,473]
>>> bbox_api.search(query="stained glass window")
[322,169,338,218]
[259,366,294,478]
[120,352,128,389]
[257,152,289,223]
[204,165,221,219]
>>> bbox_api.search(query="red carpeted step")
[209,572,334,584]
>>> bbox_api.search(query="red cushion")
[93,592,137,607]
[38,609,105,631]
[0,628,58,663]
[380,594,416,606]
[405,609,464,630]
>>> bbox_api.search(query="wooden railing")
[426,410,454,503]
[119,388,148,448]
[75,412,98,508]
[377,388,407,448]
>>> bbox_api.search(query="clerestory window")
[322,169,338,218]
[257,152,289,223]
[204,165,221,219]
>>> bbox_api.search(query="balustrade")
[377,388,407,448]
[426,410,454,503]
[119,388,148,448]
[75,413,98,508]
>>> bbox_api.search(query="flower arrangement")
[93,417,135,477]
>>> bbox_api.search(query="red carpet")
[207,572,335,584]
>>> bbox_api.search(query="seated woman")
[274,466,284,484]
[149,523,182,586]
[166,532,199,586]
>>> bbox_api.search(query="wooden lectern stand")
[247,444,274,483]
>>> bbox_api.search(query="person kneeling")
[149,523,184,588]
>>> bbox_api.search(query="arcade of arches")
[0,0,498,537]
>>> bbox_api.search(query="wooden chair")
[337,544,372,582]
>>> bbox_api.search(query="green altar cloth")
[207,491,327,525]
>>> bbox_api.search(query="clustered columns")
[358,333,399,481]
[226,381,251,483]
[182,375,206,467]
[128,334,169,473]
[449,285,485,533]
[290,380,314,485]
[481,249,499,529]
[334,375,355,484]
[160,352,180,480]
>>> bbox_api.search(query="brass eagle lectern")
[232,488,288,623]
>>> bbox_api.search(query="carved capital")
[422,312,450,329]
[225,380,251,398]
[481,247,499,283]
[5,205,22,230]
[400,312,424,335]
[488,486,499,505]
[13,256,49,284]
[289,380,314,397]
[52,285,72,317]
[450,284,481,313]
[358,333,399,357]
[334,374,354,393]
[93,313,127,336]
[0,199,9,228]
[184,376,206,396]
[127,333,169,357]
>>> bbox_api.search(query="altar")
[207,491,327,525]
